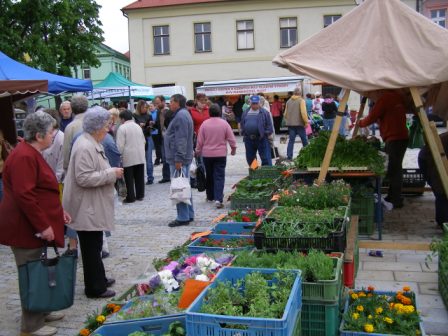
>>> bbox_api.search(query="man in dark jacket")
[240,95,274,166]
[164,94,195,227]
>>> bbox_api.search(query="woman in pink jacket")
[195,104,237,208]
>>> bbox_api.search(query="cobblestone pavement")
[0,135,447,335]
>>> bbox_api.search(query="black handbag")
[18,242,77,312]
[196,160,207,192]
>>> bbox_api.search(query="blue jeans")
[323,118,335,131]
[169,164,195,222]
[146,137,154,183]
[203,157,226,203]
[244,136,272,166]
[339,116,347,137]
[287,126,308,160]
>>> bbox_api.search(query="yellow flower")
[79,329,90,336]
[356,305,364,312]
[403,286,411,292]
[384,317,393,324]
[351,293,359,300]
[394,303,404,311]
[368,314,373,319]
[358,292,367,298]
[364,324,374,333]
[96,315,106,324]
[375,307,383,314]
[403,305,415,314]
[367,293,373,297]
[416,330,421,335]
[352,313,360,320]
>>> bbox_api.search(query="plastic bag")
[189,160,197,178]
[170,170,192,205]
[408,117,425,149]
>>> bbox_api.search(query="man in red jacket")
[358,90,409,209]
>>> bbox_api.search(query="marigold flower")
[400,296,412,305]
[352,313,360,320]
[416,329,421,335]
[356,305,364,312]
[367,285,375,292]
[96,315,106,324]
[403,286,411,292]
[351,293,359,300]
[383,317,393,324]
[79,329,90,336]
[403,305,415,313]
[364,324,374,333]
[367,293,373,297]
[375,307,383,314]
[358,292,367,298]
[106,303,116,310]
[390,302,395,309]
[368,315,373,319]
[113,306,121,313]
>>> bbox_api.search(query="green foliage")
[232,250,335,282]
[199,271,295,319]
[0,0,103,76]
[126,321,185,336]
[261,206,346,238]
[294,132,385,175]
[427,224,448,268]
[233,178,276,200]
[152,243,189,271]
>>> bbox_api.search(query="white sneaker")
[21,325,57,336]
[44,311,65,322]
[215,201,224,209]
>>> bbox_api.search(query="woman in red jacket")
[0,111,71,336]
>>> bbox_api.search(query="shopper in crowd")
[240,95,273,166]
[0,130,7,202]
[117,109,146,203]
[63,106,123,299]
[62,95,89,257]
[0,111,71,336]
[196,104,237,208]
[154,95,173,183]
[108,107,120,138]
[190,93,210,137]
[164,94,195,227]
[321,94,338,131]
[284,88,309,160]
[133,100,154,185]
[42,109,65,186]
[58,100,73,132]
[305,93,314,117]
[313,92,323,115]
[271,94,283,134]
[358,90,409,209]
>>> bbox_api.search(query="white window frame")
[194,22,212,53]
[280,17,297,48]
[236,20,254,50]
[323,15,341,28]
[431,8,446,28]
[153,25,170,55]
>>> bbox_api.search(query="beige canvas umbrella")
[273,0,448,193]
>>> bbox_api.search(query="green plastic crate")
[301,301,340,336]
[248,166,282,179]
[351,194,375,235]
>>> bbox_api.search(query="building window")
[236,20,254,50]
[280,18,297,48]
[153,25,170,55]
[83,68,91,79]
[194,22,211,52]
[324,15,341,28]
[431,9,446,28]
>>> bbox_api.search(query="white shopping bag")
[189,160,197,178]
[170,170,192,205]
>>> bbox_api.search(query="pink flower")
[185,256,197,266]
[255,209,266,217]
[162,261,179,271]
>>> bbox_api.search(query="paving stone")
[356,270,395,281]
[422,262,439,272]
[394,271,438,282]
[417,294,446,309]
[363,261,422,271]
[419,283,440,295]
[354,280,419,293]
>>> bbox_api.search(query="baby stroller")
[310,113,324,135]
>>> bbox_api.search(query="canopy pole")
[410,87,448,197]
[317,89,351,185]
[351,96,368,137]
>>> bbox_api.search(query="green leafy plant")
[196,237,254,248]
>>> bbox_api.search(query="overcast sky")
[96,0,132,53]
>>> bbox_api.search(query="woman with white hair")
[63,106,124,299]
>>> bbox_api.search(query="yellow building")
[123,0,416,106]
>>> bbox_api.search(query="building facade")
[72,43,131,85]
[123,0,416,105]
[421,0,448,28]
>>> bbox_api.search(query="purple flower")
[149,274,161,288]
[152,299,159,307]
[162,261,179,271]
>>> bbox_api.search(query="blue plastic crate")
[94,314,186,336]
[212,222,256,235]
[186,267,302,336]
[187,234,254,254]
[339,291,425,336]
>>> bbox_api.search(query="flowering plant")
[78,303,121,336]
[342,286,422,335]
[197,237,254,248]
[223,209,265,222]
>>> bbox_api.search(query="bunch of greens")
[199,271,295,319]
[196,237,254,248]
[278,180,350,209]
[232,250,334,282]
[261,206,346,238]
[233,178,276,200]
[294,131,385,174]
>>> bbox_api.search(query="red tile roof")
[124,51,130,59]
[123,0,228,10]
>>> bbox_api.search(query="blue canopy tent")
[0,51,93,143]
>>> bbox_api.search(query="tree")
[0,0,104,76]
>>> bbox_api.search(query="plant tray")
[306,167,368,172]
[212,222,256,235]
[94,314,186,336]
[383,168,426,189]
[301,301,341,336]
[231,195,274,210]
[187,234,254,254]
[186,267,302,336]
[254,208,348,253]
[351,194,375,235]
[439,260,448,310]
[339,291,426,336]
[249,166,283,179]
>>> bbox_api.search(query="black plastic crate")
[383,168,425,188]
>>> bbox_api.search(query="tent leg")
[352,96,368,138]
[317,89,351,184]
[410,87,448,197]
